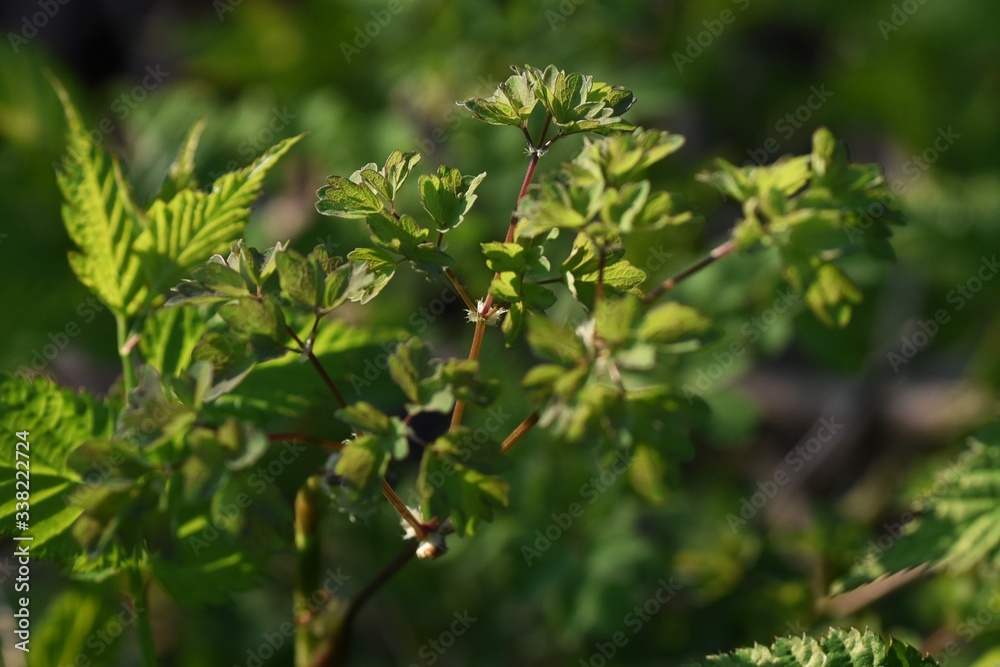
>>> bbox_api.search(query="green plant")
[6,64,993,666]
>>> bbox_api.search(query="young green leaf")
[382,150,422,200]
[526,65,636,136]
[418,165,486,233]
[53,79,148,316]
[462,69,537,127]
[276,247,322,308]
[316,174,386,218]
[418,429,509,536]
[346,247,397,303]
[159,116,206,201]
[803,262,862,327]
[333,436,393,500]
[136,135,303,302]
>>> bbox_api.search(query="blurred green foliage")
[1,0,998,665]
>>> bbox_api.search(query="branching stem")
[450,115,555,431]
[642,239,735,306]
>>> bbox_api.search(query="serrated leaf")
[0,374,117,554]
[218,296,286,343]
[165,254,254,307]
[191,331,255,397]
[462,70,537,127]
[526,65,635,135]
[346,247,396,303]
[842,425,1000,586]
[591,259,646,290]
[334,436,392,500]
[490,272,522,302]
[423,359,499,409]
[159,116,206,200]
[53,79,147,316]
[481,242,526,272]
[562,233,625,275]
[388,339,430,404]
[139,305,207,378]
[502,301,526,346]
[419,165,486,233]
[382,150,422,199]
[56,75,299,319]
[316,174,386,218]
[418,429,509,536]
[322,261,376,313]
[137,135,303,302]
[276,247,321,307]
[366,212,429,256]
[698,627,937,666]
[522,283,558,310]
[803,263,862,327]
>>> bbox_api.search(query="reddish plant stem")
[641,239,735,306]
[500,410,540,455]
[449,319,486,430]
[449,116,552,432]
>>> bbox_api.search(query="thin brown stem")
[642,239,735,306]
[286,323,307,348]
[500,410,540,455]
[286,322,349,409]
[444,267,477,312]
[344,543,418,629]
[307,351,348,409]
[313,543,419,667]
[381,479,425,540]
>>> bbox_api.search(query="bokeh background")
[1,0,999,665]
